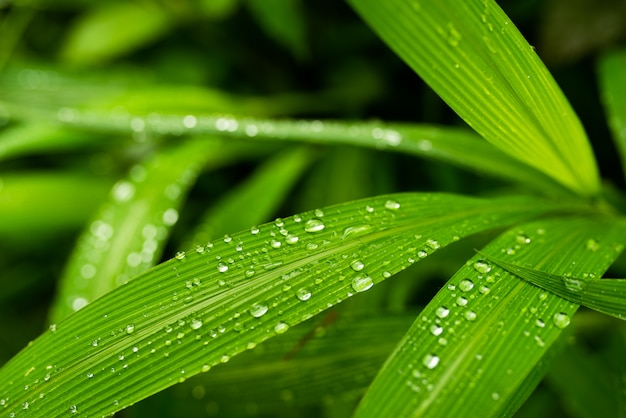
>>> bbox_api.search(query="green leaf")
[598,49,626,182]
[0,173,110,239]
[0,193,559,417]
[347,0,600,197]
[49,137,229,322]
[354,217,626,417]
[0,96,570,193]
[60,2,172,66]
[482,250,626,320]
[186,146,315,247]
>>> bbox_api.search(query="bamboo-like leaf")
[354,217,626,417]
[483,252,626,320]
[347,0,600,197]
[0,97,570,193]
[49,137,230,322]
[0,173,110,239]
[598,49,626,182]
[0,193,561,417]
[59,2,172,66]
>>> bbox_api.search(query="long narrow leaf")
[347,0,600,196]
[483,252,626,320]
[598,49,626,182]
[0,193,561,417]
[355,217,626,417]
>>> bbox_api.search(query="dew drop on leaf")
[516,234,531,245]
[459,279,474,292]
[553,312,571,329]
[274,322,290,334]
[125,324,135,334]
[384,200,400,210]
[422,353,440,369]
[352,275,374,292]
[435,306,450,318]
[296,289,312,301]
[190,319,203,330]
[304,218,325,232]
[430,325,443,336]
[350,260,365,272]
[473,260,492,274]
[217,263,229,273]
[249,302,269,318]
[464,311,477,321]
[586,238,600,252]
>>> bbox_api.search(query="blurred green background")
[1,0,625,416]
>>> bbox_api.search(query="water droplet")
[286,234,299,244]
[491,393,500,401]
[190,319,203,330]
[314,208,324,217]
[365,205,374,213]
[586,239,600,252]
[553,312,571,329]
[112,180,135,202]
[456,296,468,307]
[479,285,490,295]
[459,279,474,292]
[270,239,282,248]
[384,200,400,210]
[435,306,450,318]
[352,275,374,292]
[516,234,531,245]
[304,218,325,232]
[250,226,260,234]
[274,322,290,334]
[217,263,229,273]
[464,311,477,321]
[351,260,365,272]
[473,260,492,274]
[341,224,372,238]
[250,302,269,318]
[430,325,443,336]
[417,250,428,258]
[382,271,391,278]
[423,353,440,369]
[563,277,584,292]
[535,319,545,328]
[220,355,230,363]
[175,251,186,261]
[202,364,211,372]
[426,239,440,250]
[296,289,312,301]
[125,324,135,334]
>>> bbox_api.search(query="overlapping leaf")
[0,193,562,417]
[355,217,626,417]
[347,0,600,196]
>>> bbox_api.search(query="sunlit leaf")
[0,193,561,416]
[347,0,600,196]
[355,217,626,417]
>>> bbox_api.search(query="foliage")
[1,0,626,417]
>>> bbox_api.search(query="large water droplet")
[250,302,269,318]
[304,218,325,232]
[473,260,492,274]
[422,353,440,369]
[352,275,374,292]
[459,279,474,292]
[351,260,365,272]
[435,306,450,318]
[553,312,571,329]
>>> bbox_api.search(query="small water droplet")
[456,296,468,307]
[535,319,545,328]
[492,392,500,401]
[553,312,571,329]
[274,322,290,334]
[314,208,324,217]
[459,279,474,292]
[474,260,492,274]
[430,325,443,336]
[586,239,600,252]
[270,239,282,248]
[352,275,374,292]
[125,324,135,334]
[351,260,365,272]
[479,285,490,295]
[217,263,229,273]
[464,311,477,321]
[426,239,440,250]
[250,226,260,234]
[202,364,211,372]
[190,319,203,330]
[435,306,450,318]
[286,234,299,244]
[296,288,312,301]
[250,302,269,318]
[384,200,401,210]
[423,353,440,369]
[304,218,325,232]
[220,355,230,363]
[563,277,584,292]
[516,234,531,245]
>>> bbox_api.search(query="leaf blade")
[347,0,600,196]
